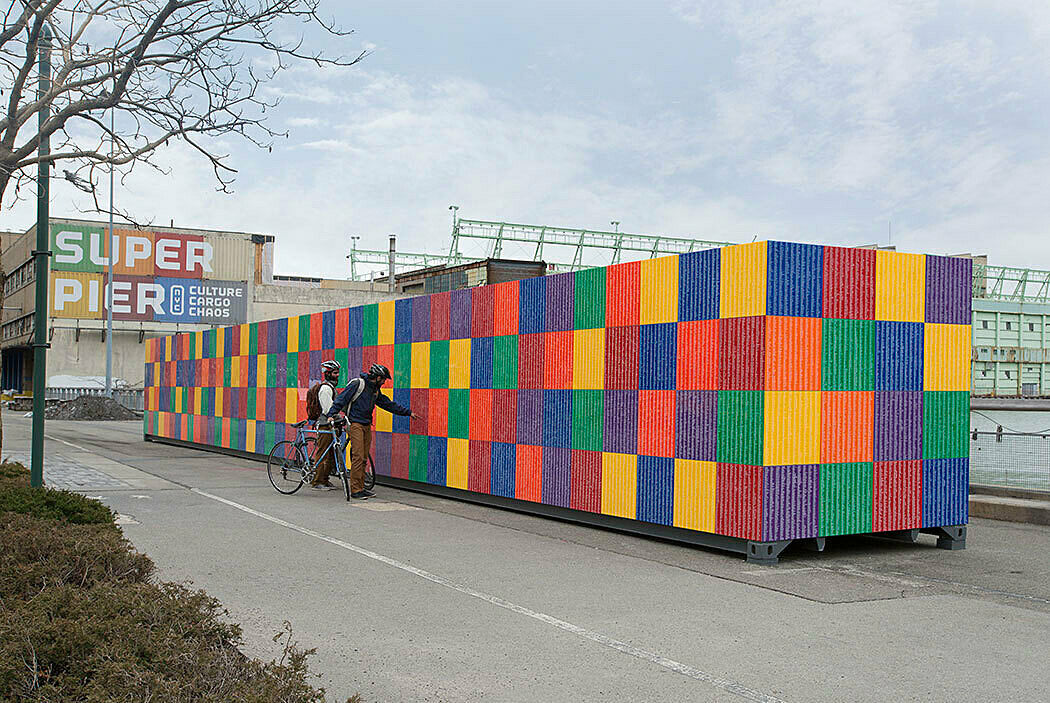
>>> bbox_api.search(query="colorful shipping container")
[144,242,971,563]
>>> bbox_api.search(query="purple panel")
[763,465,819,541]
[517,390,543,445]
[875,391,923,461]
[348,346,363,377]
[603,390,638,454]
[545,272,575,332]
[374,430,393,477]
[675,390,716,461]
[541,446,571,508]
[412,295,431,342]
[925,255,972,324]
[450,289,472,339]
[308,350,322,385]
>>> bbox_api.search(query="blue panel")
[175,360,186,387]
[470,336,494,389]
[639,323,676,390]
[519,275,547,335]
[223,326,235,356]
[265,388,277,423]
[321,310,336,349]
[348,305,364,348]
[427,436,447,485]
[767,241,824,317]
[542,389,572,448]
[678,248,720,321]
[255,420,266,454]
[270,318,288,355]
[923,458,969,527]
[392,387,411,433]
[395,297,413,344]
[490,441,516,497]
[636,456,674,525]
[875,321,924,391]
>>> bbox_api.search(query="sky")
[2,0,1049,278]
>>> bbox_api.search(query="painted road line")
[191,488,788,703]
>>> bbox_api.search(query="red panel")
[492,389,518,444]
[638,390,675,457]
[471,284,495,338]
[335,307,349,347]
[257,321,269,355]
[715,464,762,540]
[310,312,323,351]
[543,331,574,389]
[199,359,209,388]
[410,389,428,435]
[167,361,175,387]
[823,246,875,320]
[606,260,640,327]
[468,440,492,493]
[515,444,543,502]
[494,281,520,336]
[298,352,310,388]
[874,460,921,531]
[321,348,335,364]
[222,419,231,447]
[428,389,448,436]
[391,432,410,479]
[275,385,286,424]
[430,291,451,341]
[229,326,241,356]
[376,345,395,379]
[605,325,640,390]
[718,316,765,390]
[677,319,719,391]
[361,346,377,376]
[518,333,544,389]
[469,389,493,441]
[570,450,601,513]
[256,388,266,421]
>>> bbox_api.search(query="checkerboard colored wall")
[143,242,971,542]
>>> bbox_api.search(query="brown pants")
[348,422,372,493]
[311,428,335,486]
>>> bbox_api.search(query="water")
[969,409,1050,492]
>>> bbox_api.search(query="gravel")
[44,395,141,421]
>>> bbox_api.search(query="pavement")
[6,414,1050,703]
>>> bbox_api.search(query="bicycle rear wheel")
[267,441,307,494]
[364,454,376,491]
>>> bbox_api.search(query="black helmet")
[368,363,391,380]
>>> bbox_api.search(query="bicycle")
[267,420,375,500]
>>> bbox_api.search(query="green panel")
[298,314,311,351]
[50,222,106,273]
[429,340,450,388]
[819,463,873,536]
[822,319,874,391]
[230,418,242,450]
[334,348,349,386]
[264,422,276,454]
[248,323,259,356]
[187,414,194,440]
[223,359,232,388]
[409,434,429,482]
[246,387,257,420]
[448,389,470,439]
[716,390,763,465]
[394,343,411,388]
[168,389,176,413]
[571,390,603,451]
[266,354,278,388]
[362,304,379,346]
[574,267,606,330]
[203,330,214,359]
[286,353,298,388]
[492,335,519,389]
[923,391,968,459]
[213,417,223,447]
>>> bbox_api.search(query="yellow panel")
[572,328,605,389]
[215,387,224,418]
[194,331,203,360]
[194,389,202,415]
[245,420,256,453]
[165,336,173,361]
[673,459,716,532]
[449,338,471,389]
[257,355,267,388]
[286,389,300,423]
[216,327,225,359]
[377,300,395,345]
[601,452,637,519]
[719,242,767,318]
[287,317,298,353]
[49,271,104,319]
[375,408,392,432]
[175,386,184,413]
[764,391,820,465]
[924,323,971,391]
[239,324,250,354]
[447,437,469,489]
[875,251,925,322]
[411,342,431,388]
[230,356,241,387]
[640,255,679,325]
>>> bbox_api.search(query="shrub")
[0,461,115,525]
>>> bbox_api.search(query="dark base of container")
[144,434,967,565]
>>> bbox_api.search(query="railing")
[971,430,1050,492]
[45,387,144,412]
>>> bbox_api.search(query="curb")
[969,495,1050,526]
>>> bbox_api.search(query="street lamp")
[449,204,459,229]
[345,235,360,279]
[610,220,620,233]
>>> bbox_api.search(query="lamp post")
[345,235,360,279]
[104,99,115,397]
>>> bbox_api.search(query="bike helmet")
[321,360,341,373]
[368,363,391,380]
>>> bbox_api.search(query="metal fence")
[971,430,1050,492]
[45,387,144,412]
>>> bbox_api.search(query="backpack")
[306,378,365,421]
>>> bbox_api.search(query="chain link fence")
[45,387,144,412]
[971,430,1050,492]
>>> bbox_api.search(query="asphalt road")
[7,415,1050,702]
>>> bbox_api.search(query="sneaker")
[311,483,338,491]
[361,489,376,498]
[350,491,370,500]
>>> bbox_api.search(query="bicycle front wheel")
[267,441,307,494]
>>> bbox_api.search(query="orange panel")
[821,391,875,463]
[515,444,543,502]
[765,316,821,391]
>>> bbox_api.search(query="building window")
[982,370,989,377]
[1004,370,1012,379]
[1005,321,1012,330]
[1030,323,1036,332]
[982,320,989,329]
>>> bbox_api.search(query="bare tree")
[0,0,363,455]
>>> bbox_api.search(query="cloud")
[287,117,323,128]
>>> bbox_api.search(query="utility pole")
[30,21,52,488]
[104,90,115,397]
[346,235,360,279]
